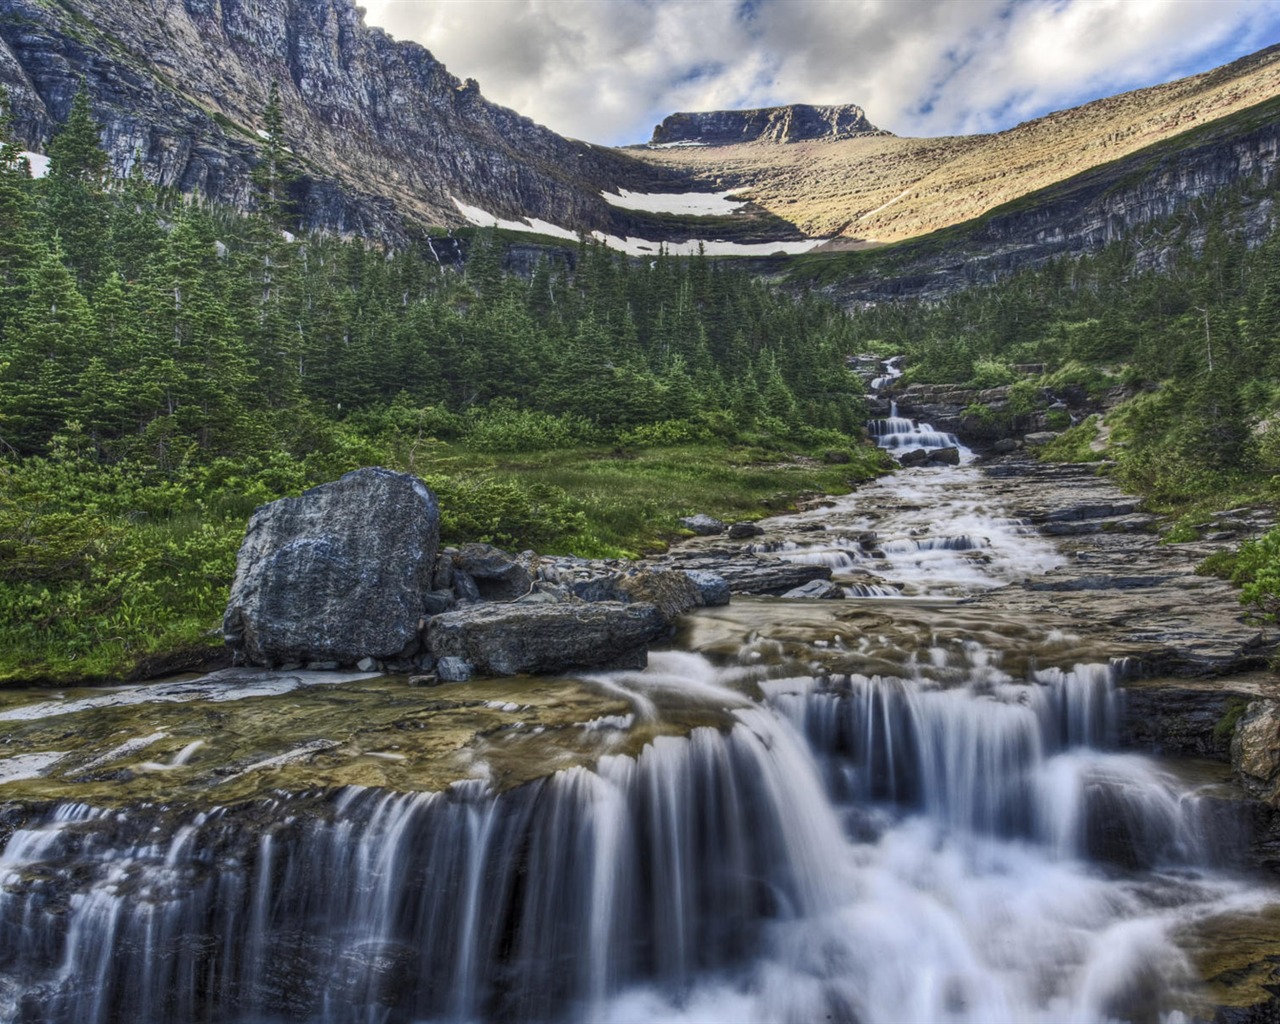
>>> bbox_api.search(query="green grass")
[475,442,888,556]
[1036,416,1108,464]
[0,438,892,685]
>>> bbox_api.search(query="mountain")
[1,0,1278,279]
[0,0,689,242]
[635,45,1280,246]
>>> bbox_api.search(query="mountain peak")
[649,103,888,146]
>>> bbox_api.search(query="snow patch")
[451,196,580,242]
[647,141,708,149]
[600,188,747,216]
[589,232,821,257]
[451,196,824,258]
[17,151,49,179]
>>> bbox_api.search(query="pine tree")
[0,242,98,448]
[0,88,38,326]
[43,82,111,290]
[251,80,298,229]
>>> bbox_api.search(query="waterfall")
[0,649,1257,1023]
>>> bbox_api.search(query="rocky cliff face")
[0,0,677,240]
[650,104,884,146]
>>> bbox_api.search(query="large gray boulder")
[425,602,668,676]
[223,468,440,666]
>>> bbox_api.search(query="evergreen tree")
[251,80,298,228]
[43,83,111,290]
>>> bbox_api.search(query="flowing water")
[0,367,1273,1023]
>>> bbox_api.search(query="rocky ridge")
[649,104,885,146]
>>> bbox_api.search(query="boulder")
[563,567,705,622]
[683,570,731,607]
[782,579,845,600]
[613,568,703,621]
[436,656,475,683]
[1233,700,1280,803]
[927,446,961,466]
[679,514,726,536]
[223,468,439,667]
[727,521,765,540]
[425,602,669,676]
[896,449,930,468]
[450,543,535,601]
[1024,431,1060,446]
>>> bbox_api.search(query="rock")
[1023,431,1060,446]
[782,579,845,600]
[896,449,930,468]
[989,438,1019,454]
[1233,700,1280,803]
[570,577,625,603]
[727,522,765,540]
[452,571,482,603]
[223,467,439,667]
[407,674,438,687]
[450,543,535,601]
[356,657,379,673]
[432,549,455,591]
[613,568,703,621]
[679,514,726,536]
[421,590,456,616]
[557,567,704,622]
[927,446,961,466]
[425,602,669,676]
[823,450,852,464]
[662,552,834,596]
[436,656,474,683]
[683,570,731,607]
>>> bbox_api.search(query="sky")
[358,0,1280,147]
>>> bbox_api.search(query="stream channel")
[0,369,1277,1023]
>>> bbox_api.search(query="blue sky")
[360,0,1280,146]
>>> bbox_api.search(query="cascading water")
[868,401,970,456]
[0,353,1272,1022]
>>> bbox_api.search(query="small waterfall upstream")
[0,358,1271,1022]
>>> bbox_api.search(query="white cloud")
[360,0,1280,144]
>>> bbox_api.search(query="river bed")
[0,401,1276,1022]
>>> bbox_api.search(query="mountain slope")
[1,0,1277,267]
[784,93,1280,304]
[0,0,687,240]
[634,45,1280,246]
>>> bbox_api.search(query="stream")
[0,371,1276,1022]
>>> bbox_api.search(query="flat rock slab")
[972,456,1276,677]
[425,602,669,676]
[223,467,439,666]
[659,551,834,596]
